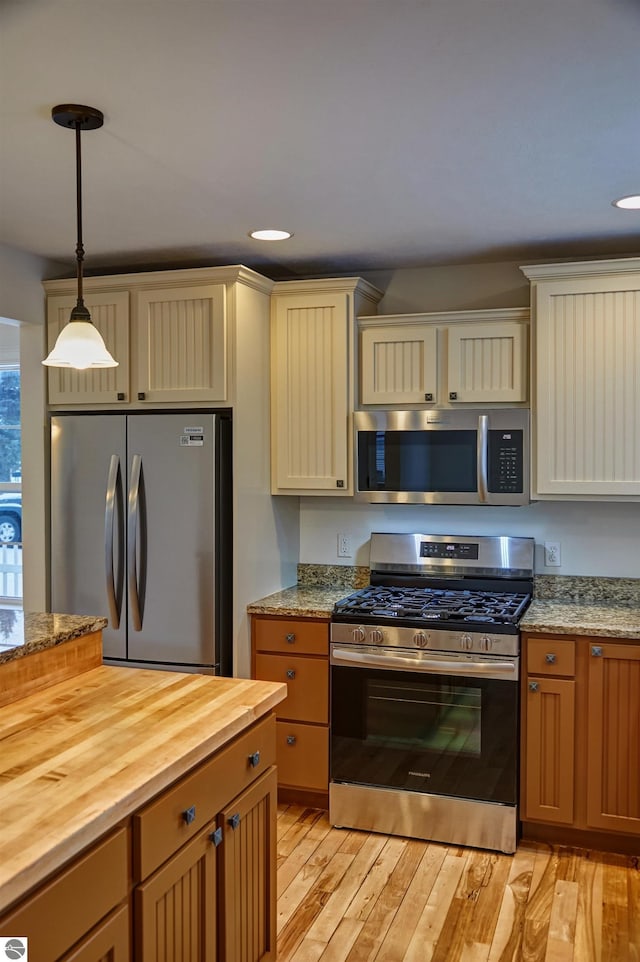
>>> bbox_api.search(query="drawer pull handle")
[248,751,260,768]
[228,813,241,830]
[591,646,603,657]
[286,633,296,644]
[286,735,297,745]
[182,806,196,825]
[210,827,223,847]
[286,669,296,679]
[528,681,539,693]
[545,653,556,664]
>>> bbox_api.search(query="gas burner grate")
[333,585,531,626]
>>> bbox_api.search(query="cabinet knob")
[545,653,556,664]
[591,646,603,657]
[528,681,539,692]
[286,735,297,746]
[424,392,433,402]
[227,813,241,830]
[336,480,345,488]
[182,806,196,825]
[286,669,296,680]
[449,391,458,401]
[285,633,296,644]
[248,751,260,768]
[137,391,146,401]
[210,827,223,847]
[117,392,125,401]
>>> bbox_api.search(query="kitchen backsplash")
[298,565,640,606]
[297,564,369,589]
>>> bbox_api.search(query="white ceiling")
[2,0,640,280]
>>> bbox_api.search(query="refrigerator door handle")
[128,454,144,631]
[105,455,123,629]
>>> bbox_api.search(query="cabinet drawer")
[133,714,275,881]
[0,827,128,962]
[253,617,329,655]
[527,637,575,676]
[255,653,328,724]
[276,721,329,792]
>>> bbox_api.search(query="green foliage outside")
[0,369,21,483]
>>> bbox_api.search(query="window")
[0,364,22,601]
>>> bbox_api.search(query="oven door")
[330,645,519,805]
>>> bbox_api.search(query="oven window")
[366,679,482,756]
[357,430,477,492]
[331,664,518,805]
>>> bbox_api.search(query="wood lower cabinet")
[521,632,640,849]
[0,827,130,962]
[0,715,278,962]
[586,641,640,834]
[218,767,277,962]
[252,615,329,807]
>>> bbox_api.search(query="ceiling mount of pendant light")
[43,104,118,370]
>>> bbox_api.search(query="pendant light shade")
[43,104,118,370]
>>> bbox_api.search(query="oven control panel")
[330,622,519,657]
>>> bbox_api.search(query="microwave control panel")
[488,430,524,493]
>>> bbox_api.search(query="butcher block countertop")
[0,665,286,912]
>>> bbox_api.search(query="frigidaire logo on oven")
[408,771,431,778]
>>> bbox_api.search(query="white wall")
[299,259,640,580]
[0,244,55,609]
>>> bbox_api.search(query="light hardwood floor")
[276,804,640,962]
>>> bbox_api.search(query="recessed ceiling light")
[249,229,293,241]
[612,195,640,210]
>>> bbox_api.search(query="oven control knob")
[480,634,492,652]
[352,626,366,643]
[413,631,429,649]
[369,629,384,645]
[460,633,473,651]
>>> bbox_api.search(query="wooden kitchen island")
[0,614,286,962]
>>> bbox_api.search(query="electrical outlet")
[337,533,352,558]
[544,541,561,567]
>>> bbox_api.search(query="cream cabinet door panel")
[535,284,640,496]
[447,321,527,403]
[135,285,227,403]
[360,325,437,405]
[272,292,350,493]
[47,292,130,404]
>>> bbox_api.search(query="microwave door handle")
[477,415,489,503]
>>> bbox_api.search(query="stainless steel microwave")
[354,409,530,506]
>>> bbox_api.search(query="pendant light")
[43,104,118,370]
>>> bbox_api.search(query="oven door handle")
[331,647,518,678]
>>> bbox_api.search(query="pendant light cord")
[70,118,90,321]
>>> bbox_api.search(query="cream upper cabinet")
[135,284,226,403]
[522,258,640,499]
[46,291,131,405]
[271,278,382,495]
[360,324,438,405]
[44,267,268,408]
[358,308,529,407]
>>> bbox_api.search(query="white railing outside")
[0,543,22,601]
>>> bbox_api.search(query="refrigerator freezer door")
[51,415,127,659]
[125,413,217,667]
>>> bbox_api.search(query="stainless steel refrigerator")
[50,411,232,674]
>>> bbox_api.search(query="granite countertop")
[521,599,640,638]
[246,585,354,618]
[249,568,640,639]
[0,609,108,666]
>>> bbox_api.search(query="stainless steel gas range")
[329,532,534,854]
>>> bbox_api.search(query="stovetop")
[333,584,531,629]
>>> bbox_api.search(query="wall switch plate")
[337,533,352,558]
[544,541,561,567]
